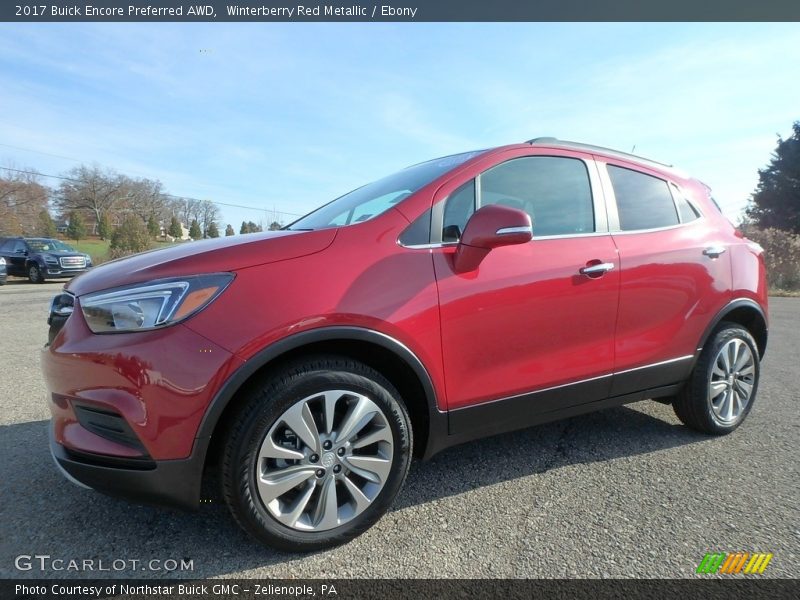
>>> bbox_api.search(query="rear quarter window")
[607,165,679,231]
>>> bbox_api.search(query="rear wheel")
[28,264,44,283]
[673,323,760,434]
[221,356,412,551]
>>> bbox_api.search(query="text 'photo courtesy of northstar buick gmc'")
[42,138,768,551]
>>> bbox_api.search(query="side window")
[670,184,701,223]
[12,241,27,253]
[442,180,476,242]
[399,209,432,246]
[0,239,13,252]
[479,156,594,236]
[607,165,679,231]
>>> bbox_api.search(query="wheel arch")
[197,327,446,475]
[698,299,768,359]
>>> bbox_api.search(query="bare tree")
[199,200,220,238]
[121,177,167,223]
[0,168,49,235]
[56,165,125,234]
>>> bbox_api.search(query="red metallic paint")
[453,204,532,272]
[42,142,768,474]
[42,303,244,460]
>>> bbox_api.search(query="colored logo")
[697,552,773,574]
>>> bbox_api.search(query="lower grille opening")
[73,404,149,455]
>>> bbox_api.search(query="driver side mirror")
[453,204,532,272]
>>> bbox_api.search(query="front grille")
[59,256,86,269]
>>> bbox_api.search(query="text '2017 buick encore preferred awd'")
[43,138,767,551]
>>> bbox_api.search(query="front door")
[433,151,620,431]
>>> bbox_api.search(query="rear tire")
[221,356,412,551]
[28,264,44,283]
[673,323,760,435]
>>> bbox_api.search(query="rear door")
[4,239,28,276]
[433,149,620,422]
[599,159,732,395]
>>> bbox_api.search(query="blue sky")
[0,23,798,227]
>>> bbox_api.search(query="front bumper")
[43,295,246,508]
[49,426,204,509]
[43,266,89,278]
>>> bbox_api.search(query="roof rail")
[525,137,673,168]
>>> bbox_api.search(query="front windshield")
[287,150,485,230]
[28,239,75,252]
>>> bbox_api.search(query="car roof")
[522,137,690,180]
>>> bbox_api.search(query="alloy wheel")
[709,338,755,424]
[255,390,394,532]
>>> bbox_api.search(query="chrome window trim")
[399,242,457,250]
[598,160,707,234]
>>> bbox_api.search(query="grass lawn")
[69,238,110,261]
[64,237,183,263]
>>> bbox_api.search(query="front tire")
[28,264,44,283]
[221,356,412,551]
[673,323,760,434]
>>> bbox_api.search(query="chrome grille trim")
[59,256,86,269]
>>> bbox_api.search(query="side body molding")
[193,326,448,461]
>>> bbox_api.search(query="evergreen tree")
[97,212,112,241]
[225,224,235,236]
[240,221,249,234]
[37,210,57,237]
[168,216,183,239]
[746,121,800,233]
[268,221,282,231]
[147,214,160,238]
[189,219,202,240]
[110,214,150,257]
[66,211,87,243]
[207,221,220,238]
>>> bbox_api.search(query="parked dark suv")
[43,139,768,551]
[0,237,92,283]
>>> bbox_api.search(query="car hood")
[66,229,337,296]
[40,251,88,258]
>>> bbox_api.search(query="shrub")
[741,226,800,292]
[109,215,151,259]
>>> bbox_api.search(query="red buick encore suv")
[43,138,768,551]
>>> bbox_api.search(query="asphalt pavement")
[1,278,797,578]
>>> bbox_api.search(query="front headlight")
[80,273,233,333]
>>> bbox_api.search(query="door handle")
[703,246,726,258]
[579,262,615,277]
